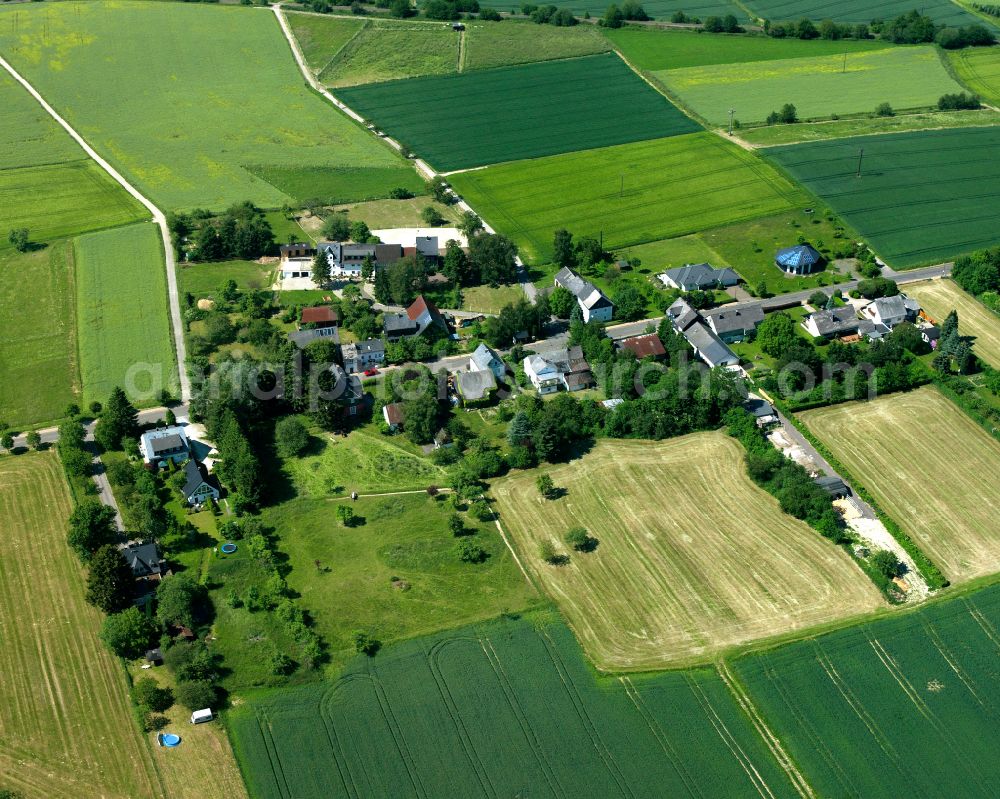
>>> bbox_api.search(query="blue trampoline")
[220,542,237,554]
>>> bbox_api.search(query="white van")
[190,708,213,724]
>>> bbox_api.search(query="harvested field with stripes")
[801,386,1000,583]
[491,434,883,669]
[905,279,1000,369]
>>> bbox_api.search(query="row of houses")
[279,235,444,283]
[666,297,762,369]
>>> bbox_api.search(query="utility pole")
[856,147,864,178]
[728,108,735,136]
[842,52,847,73]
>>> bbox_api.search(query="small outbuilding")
[775,244,822,275]
[145,648,164,665]
[190,708,214,724]
[815,475,850,498]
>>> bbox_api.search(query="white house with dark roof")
[342,338,385,373]
[666,297,699,332]
[703,305,764,343]
[524,354,563,394]
[554,267,613,323]
[864,295,920,328]
[181,459,220,506]
[140,427,190,466]
[802,306,860,339]
[683,322,739,369]
[660,263,739,292]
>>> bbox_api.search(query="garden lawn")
[766,127,1000,268]
[605,27,891,71]
[326,196,461,229]
[337,52,700,172]
[801,386,1000,583]
[734,581,1000,799]
[740,108,1000,146]
[0,453,166,799]
[742,0,985,26]
[949,45,1000,106]
[0,1,407,211]
[492,434,883,669]
[228,616,799,799]
[450,132,806,263]
[658,46,963,126]
[904,279,1000,369]
[0,242,79,426]
[263,492,541,671]
[75,223,178,407]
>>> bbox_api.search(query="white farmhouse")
[554,267,614,323]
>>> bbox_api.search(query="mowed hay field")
[450,132,805,263]
[950,45,1000,106]
[75,223,178,407]
[229,618,799,799]
[801,387,1000,583]
[734,582,1000,799]
[337,52,700,172]
[743,0,984,26]
[658,46,963,126]
[0,243,79,426]
[0,1,408,210]
[905,279,1000,368]
[767,127,1000,268]
[605,27,891,71]
[0,454,165,799]
[492,434,883,669]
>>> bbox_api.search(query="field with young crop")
[450,132,806,263]
[742,0,984,26]
[949,45,1000,106]
[0,1,409,211]
[606,26,890,71]
[228,616,798,799]
[75,222,177,407]
[0,453,166,798]
[905,279,1000,369]
[463,19,611,70]
[492,435,883,669]
[337,52,699,171]
[734,581,1000,799]
[244,164,425,206]
[766,126,1000,268]
[801,386,1000,583]
[567,0,744,20]
[658,46,963,126]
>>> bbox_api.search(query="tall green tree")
[94,387,139,451]
[155,573,208,629]
[553,229,575,269]
[85,544,135,614]
[100,606,156,658]
[311,249,330,287]
[67,501,119,562]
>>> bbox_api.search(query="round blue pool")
[220,542,237,554]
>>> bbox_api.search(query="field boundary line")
[716,661,816,799]
[315,18,369,81]
[487,501,534,587]
[0,55,190,402]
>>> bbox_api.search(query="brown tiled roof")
[301,306,339,325]
[407,295,443,323]
[383,402,405,426]
[619,333,666,359]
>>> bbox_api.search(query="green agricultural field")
[949,45,1000,106]
[766,127,1000,268]
[740,108,1000,146]
[492,435,883,669]
[450,132,806,263]
[0,242,78,426]
[0,1,409,211]
[262,492,540,670]
[734,581,1000,799]
[244,164,425,206]
[605,27,890,71]
[0,453,167,799]
[905,279,1000,369]
[462,19,612,71]
[229,616,799,799]
[0,67,81,169]
[742,0,984,26]
[338,52,700,172]
[75,223,177,407]
[801,387,1000,583]
[284,12,364,71]
[619,233,731,271]
[569,0,744,20]
[658,46,963,126]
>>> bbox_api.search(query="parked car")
[363,368,379,377]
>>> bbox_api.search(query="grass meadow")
[0,453,166,799]
[767,126,1000,268]
[904,280,1000,369]
[949,45,1000,106]
[75,222,178,407]
[0,1,408,211]
[801,387,1000,583]
[450,132,806,263]
[658,46,963,126]
[0,242,79,426]
[178,259,275,299]
[244,164,425,206]
[338,52,700,172]
[606,27,891,71]
[463,19,611,70]
[492,435,883,669]
[742,0,985,26]
[228,616,798,799]
[733,581,1000,799]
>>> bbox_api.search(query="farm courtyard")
[491,434,884,669]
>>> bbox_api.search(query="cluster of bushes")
[599,1,648,27]
[763,10,994,48]
[448,510,490,563]
[938,92,982,110]
[522,3,578,25]
[702,14,742,33]
[766,18,869,40]
[974,3,1000,17]
[765,103,798,125]
[953,246,1000,299]
[168,201,275,262]
[423,0,479,19]
[481,296,550,348]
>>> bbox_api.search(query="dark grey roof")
[663,263,739,289]
[149,433,186,455]
[122,542,163,577]
[288,327,339,349]
[667,298,699,332]
[744,398,775,418]
[806,306,859,337]
[182,459,213,498]
[456,369,497,401]
[683,322,738,367]
[858,319,891,339]
[343,338,385,357]
[815,475,849,496]
[342,243,376,259]
[554,266,611,310]
[383,313,418,336]
[704,304,764,335]
[922,325,940,340]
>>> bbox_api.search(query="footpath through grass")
[228,616,799,799]
[75,222,178,407]
[766,126,1000,268]
[658,46,963,126]
[0,1,409,211]
[450,132,806,263]
[338,52,699,172]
